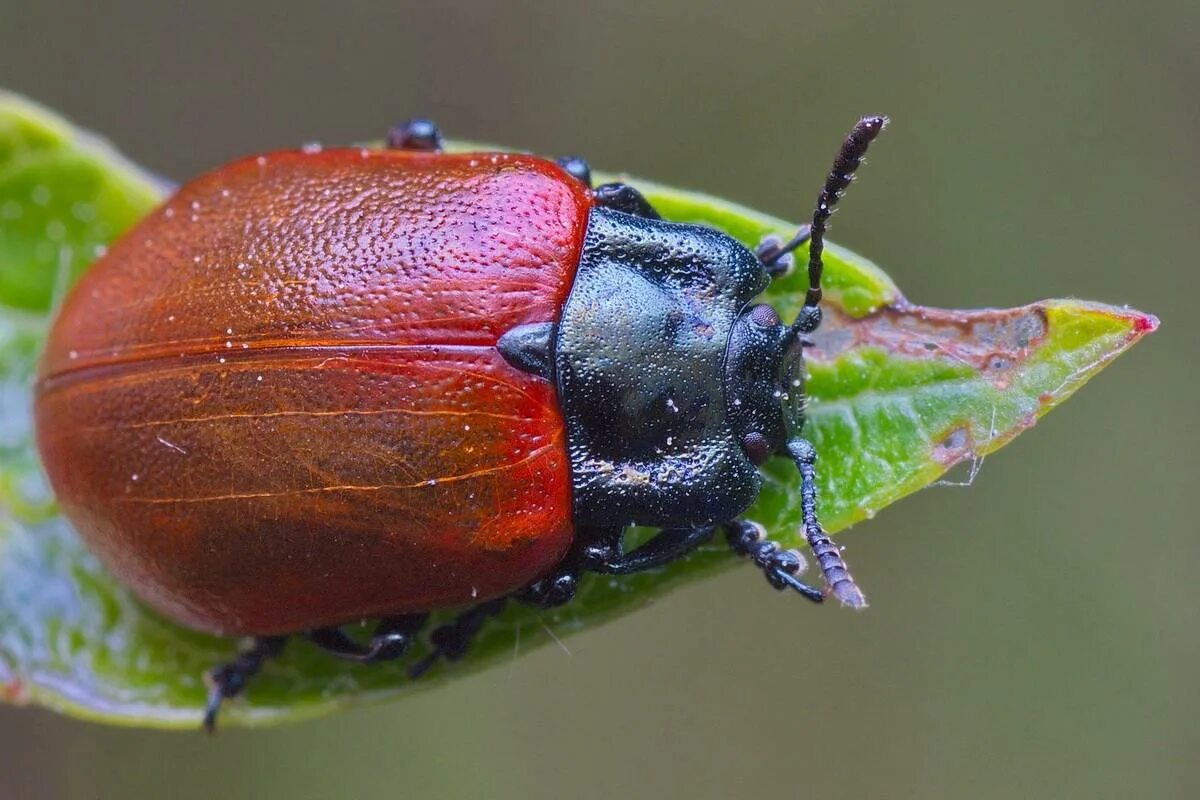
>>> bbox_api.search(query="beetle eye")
[741,431,773,465]
[748,304,780,328]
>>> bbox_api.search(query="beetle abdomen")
[36,149,590,635]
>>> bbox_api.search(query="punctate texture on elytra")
[35,150,589,635]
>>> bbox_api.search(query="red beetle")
[34,117,886,729]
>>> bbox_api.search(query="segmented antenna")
[783,115,888,334]
[787,439,866,608]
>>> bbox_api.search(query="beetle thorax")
[554,207,770,529]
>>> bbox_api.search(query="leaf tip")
[1130,311,1159,336]
[1,677,29,706]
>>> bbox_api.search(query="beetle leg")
[386,118,443,152]
[755,228,811,278]
[407,598,507,678]
[724,519,824,603]
[726,439,868,607]
[593,183,662,219]
[515,567,581,608]
[582,525,716,575]
[305,614,428,664]
[202,636,287,733]
[555,156,592,187]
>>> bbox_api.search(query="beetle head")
[724,302,809,466]
[727,114,888,470]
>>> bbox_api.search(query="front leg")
[724,519,824,603]
[755,226,811,277]
[722,444,866,607]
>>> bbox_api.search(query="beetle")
[34,115,886,730]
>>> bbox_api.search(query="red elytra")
[36,149,590,636]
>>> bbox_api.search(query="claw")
[774,569,825,602]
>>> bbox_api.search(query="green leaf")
[0,92,1157,728]
[0,93,165,314]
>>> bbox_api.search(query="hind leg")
[203,636,287,733]
[406,599,507,678]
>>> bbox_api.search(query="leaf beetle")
[34,115,887,729]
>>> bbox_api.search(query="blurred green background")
[0,1,1194,798]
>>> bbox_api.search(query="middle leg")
[404,524,718,676]
[581,525,716,575]
[514,524,718,609]
[306,614,428,664]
